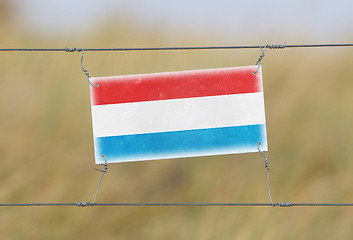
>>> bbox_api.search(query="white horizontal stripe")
[91,92,266,138]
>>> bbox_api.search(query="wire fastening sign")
[90,66,267,164]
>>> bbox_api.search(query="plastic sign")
[90,66,267,164]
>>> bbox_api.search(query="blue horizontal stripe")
[94,124,267,163]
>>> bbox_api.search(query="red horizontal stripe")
[90,66,262,106]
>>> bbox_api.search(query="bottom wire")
[1,202,353,207]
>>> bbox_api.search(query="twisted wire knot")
[65,47,82,52]
[76,202,93,207]
[266,44,286,49]
[273,202,294,207]
[253,43,286,74]
[264,158,270,170]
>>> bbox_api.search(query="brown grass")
[1,15,353,240]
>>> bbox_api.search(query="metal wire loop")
[257,142,269,170]
[253,46,267,75]
[257,142,274,205]
[92,154,109,206]
[252,43,285,75]
[80,49,99,87]
[95,154,108,173]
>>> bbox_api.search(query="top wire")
[0,43,353,52]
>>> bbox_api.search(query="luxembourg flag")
[90,66,267,164]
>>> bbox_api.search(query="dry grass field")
[1,7,353,239]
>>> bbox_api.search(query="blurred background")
[1,0,353,239]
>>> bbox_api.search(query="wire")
[1,202,353,207]
[0,203,77,206]
[92,155,108,205]
[0,43,353,52]
[94,203,353,207]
